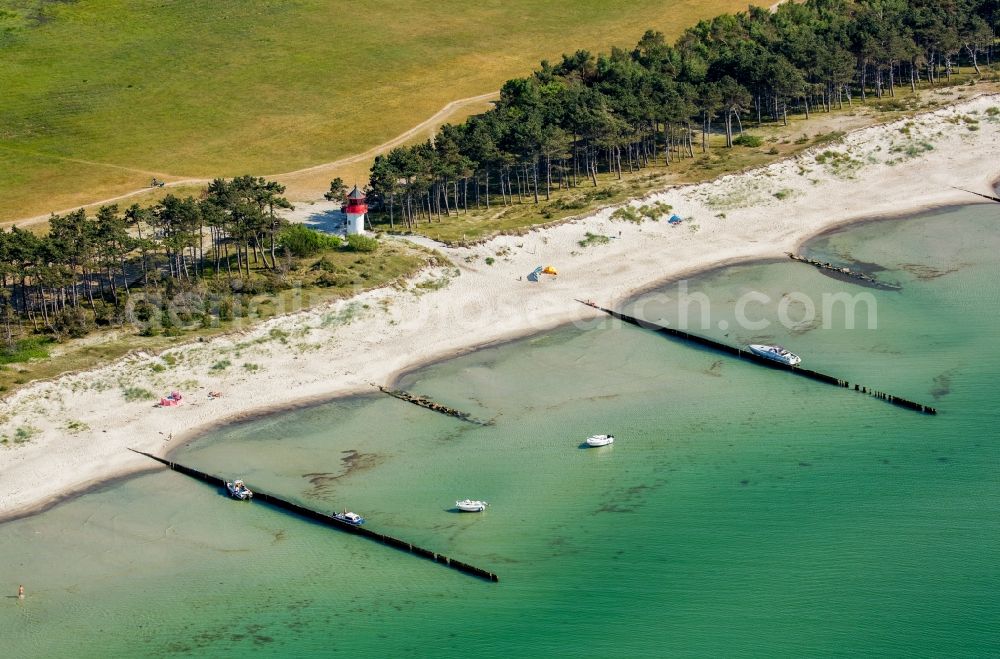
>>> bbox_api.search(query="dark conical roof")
[347,185,365,200]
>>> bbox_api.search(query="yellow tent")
[542,266,558,275]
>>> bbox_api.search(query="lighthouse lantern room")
[343,185,367,235]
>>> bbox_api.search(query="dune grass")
[376,78,999,244]
[0,240,434,394]
[0,0,748,222]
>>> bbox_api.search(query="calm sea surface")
[2,205,998,657]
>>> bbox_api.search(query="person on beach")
[18,585,24,599]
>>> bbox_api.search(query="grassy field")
[0,0,748,223]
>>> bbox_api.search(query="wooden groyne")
[128,449,499,583]
[579,301,936,415]
[951,186,1000,204]
[786,253,901,290]
[377,385,493,426]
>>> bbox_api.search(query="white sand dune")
[2,93,998,521]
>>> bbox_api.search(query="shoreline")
[792,196,1000,252]
[2,92,999,525]
[196,197,1000,427]
[0,201,955,526]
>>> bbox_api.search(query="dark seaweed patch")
[302,450,383,497]
[596,503,635,514]
[931,370,954,400]
[899,263,961,280]
[704,359,724,377]
[789,318,821,335]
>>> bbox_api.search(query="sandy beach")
[2,93,999,522]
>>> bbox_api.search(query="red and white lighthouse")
[343,185,367,235]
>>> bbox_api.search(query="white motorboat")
[748,344,801,366]
[226,479,253,500]
[456,499,488,512]
[586,434,615,447]
[333,510,365,525]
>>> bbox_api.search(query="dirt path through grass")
[5,91,499,229]
[270,92,500,180]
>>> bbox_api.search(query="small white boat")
[456,499,488,512]
[586,434,615,447]
[333,510,365,525]
[748,344,801,366]
[226,479,253,500]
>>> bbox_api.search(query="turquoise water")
[2,205,999,657]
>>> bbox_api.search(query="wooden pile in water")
[786,253,901,290]
[578,300,936,416]
[128,449,499,583]
[377,386,493,426]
